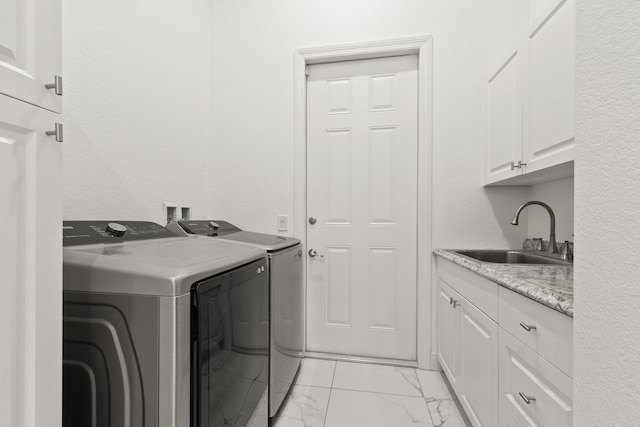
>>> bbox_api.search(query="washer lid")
[215,231,300,252]
[176,220,300,252]
[63,232,267,296]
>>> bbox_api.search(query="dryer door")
[63,293,159,427]
[192,257,269,427]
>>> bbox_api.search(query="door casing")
[293,36,435,369]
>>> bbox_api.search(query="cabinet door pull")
[519,392,536,404]
[450,298,460,308]
[519,321,536,332]
[46,123,63,142]
[510,160,527,170]
[45,75,63,96]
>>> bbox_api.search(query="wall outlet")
[277,215,288,231]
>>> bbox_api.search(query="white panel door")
[522,0,575,173]
[0,94,62,427]
[0,0,62,112]
[306,55,418,360]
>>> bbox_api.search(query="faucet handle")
[561,241,573,261]
[533,237,543,251]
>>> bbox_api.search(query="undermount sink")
[454,249,571,266]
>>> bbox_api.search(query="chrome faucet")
[511,201,558,254]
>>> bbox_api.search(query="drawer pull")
[449,297,460,308]
[519,322,537,332]
[519,392,537,404]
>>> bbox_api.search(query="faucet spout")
[511,201,558,253]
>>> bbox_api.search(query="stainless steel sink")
[454,249,571,265]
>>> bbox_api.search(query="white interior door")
[306,55,418,361]
[0,94,62,427]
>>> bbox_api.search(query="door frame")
[293,36,434,369]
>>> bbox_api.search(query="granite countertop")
[434,248,573,317]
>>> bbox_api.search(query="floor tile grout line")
[322,386,333,427]
[330,360,337,389]
[322,361,338,427]
[330,386,425,399]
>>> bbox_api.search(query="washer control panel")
[63,221,179,246]
[177,220,242,237]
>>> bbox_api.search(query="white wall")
[526,177,574,243]
[209,0,530,246]
[575,1,640,424]
[60,0,551,245]
[62,0,213,223]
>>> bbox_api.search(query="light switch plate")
[277,215,288,231]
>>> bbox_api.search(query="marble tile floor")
[272,358,472,427]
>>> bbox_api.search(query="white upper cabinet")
[485,49,523,183]
[523,0,575,173]
[0,0,62,113]
[484,0,574,185]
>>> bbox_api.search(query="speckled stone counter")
[434,248,573,317]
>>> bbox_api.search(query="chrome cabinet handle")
[46,123,63,142]
[519,322,537,332]
[510,160,527,170]
[449,297,460,308]
[308,217,317,225]
[519,392,536,404]
[45,75,63,96]
[308,249,324,258]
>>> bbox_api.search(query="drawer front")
[437,258,498,321]
[498,287,573,377]
[499,328,573,427]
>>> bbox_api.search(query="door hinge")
[305,66,310,77]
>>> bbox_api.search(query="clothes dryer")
[63,220,269,427]
[167,220,303,422]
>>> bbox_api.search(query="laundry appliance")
[167,220,303,422]
[62,220,269,427]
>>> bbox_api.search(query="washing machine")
[167,220,303,422]
[62,220,270,427]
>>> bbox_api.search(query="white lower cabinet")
[437,280,460,389]
[437,261,498,427]
[499,329,573,426]
[458,298,499,427]
[436,257,573,426]
[500,401,520,427]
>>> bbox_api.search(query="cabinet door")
[485,48,523,185]
[499,401,520,427]
[437,280,460,391]
[522,0,574,173]
[0,94,62,427]
[458,299,499,427]
[0,0,62,112]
